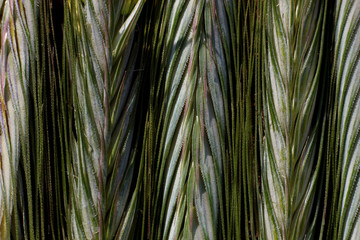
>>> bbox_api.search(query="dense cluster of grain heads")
[2,0,360,239]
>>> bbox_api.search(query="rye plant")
[260,0,327,238]
[326,0,360,239]
[65,0,145,239]
[0,1,40,238]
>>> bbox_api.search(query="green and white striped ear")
[67,0,145,239]
[0,0,36,238]
[261,0,326,239]
[331,0,360,239]
[148,0,233,239]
